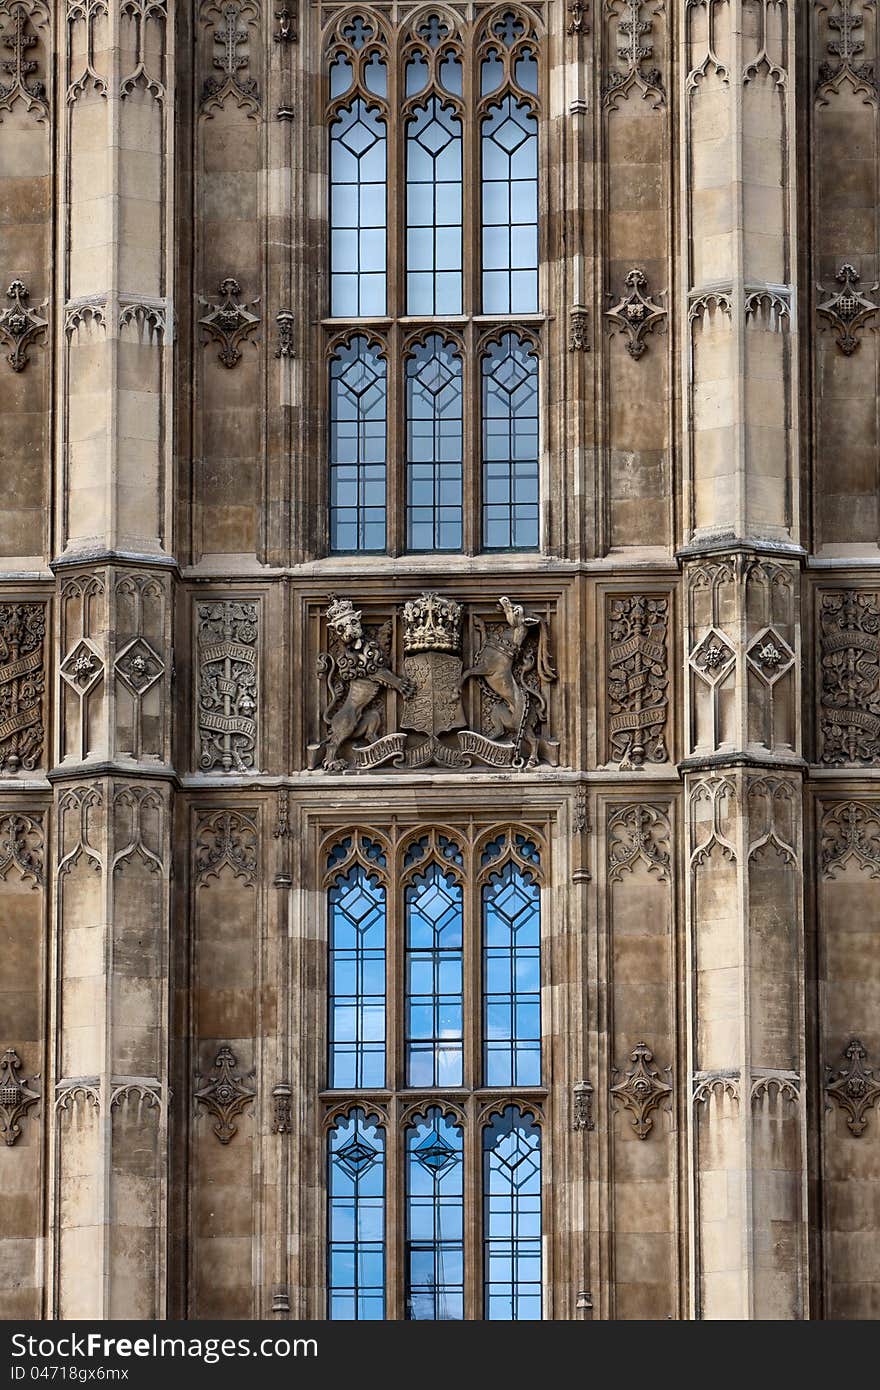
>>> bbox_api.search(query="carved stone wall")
[0,1,878,1324]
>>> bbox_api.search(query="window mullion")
[463,319,480,553]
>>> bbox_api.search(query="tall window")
[323,824,545,1319]
[406,335,463,551]
[483,855,541,1086]
[406,1109,464,1320]
[328,1109,386,1319]
[483,1107,542,1320]
[329,336,387,553]
[324,8,543,555]
[482,333,539,550]
[405,860,464,1086]
[328,838,387,1088]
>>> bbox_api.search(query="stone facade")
[0,0,878,1321]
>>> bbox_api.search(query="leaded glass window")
[406,335,463,551]
[406,96,462,314]
[406,1109,464,1320]
[483,1107,542,1320]
[328,845,387,1088]
[482,333,540,549]
[322,9,544,556]
[405,861,464,1086]
[329,336,387,553]
[328,1109,386,1320]
[323,822,544,1318]
[483,860,541,1085]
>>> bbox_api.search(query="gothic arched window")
[482,855,541,1086]
[406,334,464,552]
[482,332,540,550]
[323,8,543,556]
[329,336,387,554]
[322,824,545,1319]
[327,837,388,1088]
[483,1106,542,1320]
[328,1108,386,1320]
[406,1108,465,1320]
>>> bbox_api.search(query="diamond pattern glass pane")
[329,1109,385,1320]
[482,333,539,550]
[406,335,463,551]
[330,97,387,316]
[483,1108,542,1320]
[329,336,387,553]
[481,94,538,314]
[406,97,462,314]
[329,863,386,1088]
[405,864,463,1087]
[406,1109,464,1320]
[483,862,541,1086]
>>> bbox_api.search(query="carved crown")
[325,596,361,634]
[402,592,463,654]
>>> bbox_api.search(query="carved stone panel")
[686,559,738,755]
[306,591,560,772]
[605,593,670,767]
[0,601,45,773]
[197,600,259,772]
[114,572,169,762]
[818,589,880,765]
[58,574,105,764]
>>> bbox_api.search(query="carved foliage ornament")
[0,601,44,772]
[194,1047,255,1144]
[820,800,880,878]
[0,1049,39,1146]
[0,812,43,886]
[198,601,258,771]
[199,278,260,368]
[0,3,48,120]
[816,0,879,106]
[818,590,880,765]
[610,1041,672,1139]
[0,279,47,372]
[607,803,671,882]
[607,594,668,766]
[201,0,260,118]
[825,1039,880,1136]
[817,262,879,355]
[604,0,665,108]
[309,593,558,772]
[195,808,259,885]
[606,268,667,359]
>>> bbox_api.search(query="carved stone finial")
[603,0,665,109]
[273,5,296,43]
[0,1049,40,1146]
[194,1047,255,1144]
[0,4,48,120]
[610,1042,672,1139]
[825,1039,880,1136]
[605,269,667,359]
[0,279,48,372]
[817,263,879,356]
[198,277,260,368]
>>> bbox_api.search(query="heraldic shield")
[400,593,467,768]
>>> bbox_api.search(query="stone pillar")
[49,2,175,1319]
[679,2,809,1319]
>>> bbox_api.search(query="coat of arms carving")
[309,592,559,772]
